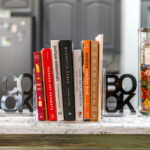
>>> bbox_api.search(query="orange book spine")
[91,41,99,121]
[95,34,104,122]
[41,51,48,120]
[83,40,91,120]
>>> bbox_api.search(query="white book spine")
[73,50,83,121]
[51,40,64,121]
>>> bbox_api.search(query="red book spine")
[41,48,57,121]
[33,52,46,121]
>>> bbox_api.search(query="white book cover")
[73,49,83,121]
[51,40,64,121]
[95,34,104,122]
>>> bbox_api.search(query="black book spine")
[59,40,75,121]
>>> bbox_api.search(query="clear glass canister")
[139,28,150,115]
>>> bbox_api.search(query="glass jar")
[139,28,150,115]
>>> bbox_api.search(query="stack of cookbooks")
[33,34,104,122]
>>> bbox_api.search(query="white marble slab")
[0,116,150,134]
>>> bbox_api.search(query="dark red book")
[41,48,57,121]
[33,52,46,121]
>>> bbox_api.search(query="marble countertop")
[0,116,150,134]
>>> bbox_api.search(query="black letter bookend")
[0,73,33,115]
[104,74,137,116]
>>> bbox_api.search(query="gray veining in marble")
[0,116,150,134]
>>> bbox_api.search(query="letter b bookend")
[103,74,137,117]
[0,73,34,116]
